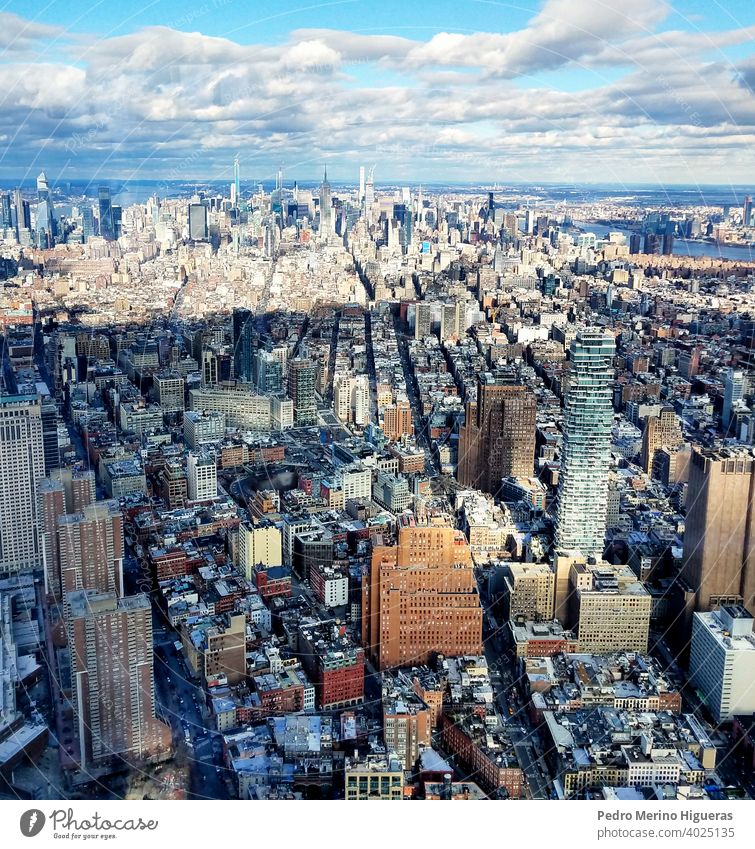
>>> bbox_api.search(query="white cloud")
[0,4,753,183]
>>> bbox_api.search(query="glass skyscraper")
[554,330,615,557]
[98,185,113,239]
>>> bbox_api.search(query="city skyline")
[1,0,755,184]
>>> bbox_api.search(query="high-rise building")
[689,605,755,722]
[0,192,11,228]
[743,195,753,228]
[188,203,208,240]
[0,393,45,575]
[14,188,31,236]
[40,395,60,473]
[334,374,370,427]
[232,155,240,207]
[287,359,317,426]
[414,303,432,339]
[57,500,124,607]
[319,166,333,238]
[255,350,284,395]
[554,331,615,558]
[682,447,755,613]
[457,374,537,494]
[363,525,483,670]
[81,206,94,242]
[232,308,255,382]
[187,451,217,501]
[641,406,683,473]
[723,368,746,434]
[98,185,113,239]
[38,478,66,598]
[67,590,171,767]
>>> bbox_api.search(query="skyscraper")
[232,307,255,382]
[188,203,208,240]
[287,359,317,426]
[233,155,240,207]
[743,195,752,228]
[67,590,171,768]
[98,185,113,239]
[57,500,124,607]
[363,525,483,670]
[0,393,45,575]
[81,206,95,242]
[0,193,11,228]
[554,331,615,558]
[35,171,54,245]
[319,166,333,238]
[457,373,537,494]
[682,447,755,614]
[723,368,746,434]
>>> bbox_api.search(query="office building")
[184,410,225,448]
[232,308,255,383]
[188,203,208,240]
[67,590,171,767]
[363,525,483,670]
[689,605,755,722]
[682,447,755,613]
[255,350,284,395]
[153,371,185,413]
[0,393,45,575]
[572,561,651,653]
[287,359,317,426]
[98,185,113,239]
[457,374,537,494]
[554,331,615,558]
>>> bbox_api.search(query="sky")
[1,0,754,187]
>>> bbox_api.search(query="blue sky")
[1,0,754,185]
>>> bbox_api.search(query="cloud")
[0,3,753,184]
[0,11,63,56]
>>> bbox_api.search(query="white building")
[689,605,755,722]
[271,397,294,431]
[0,393,45,574]
[187,451,217,501]
[189,386,271,431]
[341,465,372,501]
[184,410,225,448]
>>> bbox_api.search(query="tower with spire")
[319,165,333,238]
